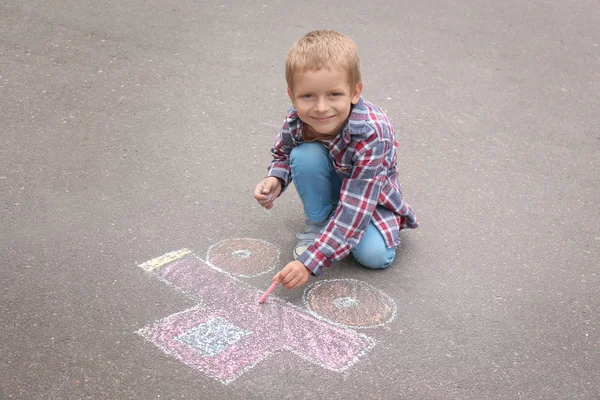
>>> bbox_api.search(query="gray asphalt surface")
[2,1,599,399]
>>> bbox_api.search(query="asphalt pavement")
[1,0,599,399]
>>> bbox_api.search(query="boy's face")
[287,67,363,138]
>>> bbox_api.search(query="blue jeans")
[290,142,396,269]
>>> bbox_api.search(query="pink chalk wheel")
[206,238,279,277]
[304,279,397,328]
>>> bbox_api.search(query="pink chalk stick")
[258,281,278,304]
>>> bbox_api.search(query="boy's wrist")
[267,176,284,189]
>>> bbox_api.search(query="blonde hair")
[285,30,361,89]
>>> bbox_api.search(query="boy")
[254,30,418,290]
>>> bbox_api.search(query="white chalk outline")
[303,278,398,330]
[205,238,279,278]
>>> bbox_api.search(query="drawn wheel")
[206,238,278,277]
[304,279,396,328]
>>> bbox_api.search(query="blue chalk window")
[175,317,250,357]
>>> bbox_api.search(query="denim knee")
[351,222,397,269]
[352,245,396,269]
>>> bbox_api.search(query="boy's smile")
[288,68,362,139]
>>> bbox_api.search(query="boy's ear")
[287,87,294,103]
[351,82,363,104]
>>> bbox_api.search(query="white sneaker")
[293,209,335,259]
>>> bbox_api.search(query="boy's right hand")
[254,177,282,209]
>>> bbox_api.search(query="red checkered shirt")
[266,97,418,276]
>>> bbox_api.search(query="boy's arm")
[266,119,295,191]
[297,138,391,276]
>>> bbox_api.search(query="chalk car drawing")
[136,238,396,384]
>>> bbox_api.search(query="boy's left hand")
[273,260,311,290]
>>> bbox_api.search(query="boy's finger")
[259,197,273,207]
[273,273,285,285]
[254,188,266,199]
[286,276,301,289]
[256,192,272,201]
[279,266,295,284]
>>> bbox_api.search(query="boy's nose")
[314,97,330,113]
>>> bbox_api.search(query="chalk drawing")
[206,238,278,277]
[139,248,191,272]
[333,297,360,309]
[304,279,397,329]
[175,317,250,357]
[136,238,397,384]
[137,248,375,384]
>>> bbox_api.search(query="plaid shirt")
[267,97,418,276]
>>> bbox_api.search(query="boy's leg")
[290,143,341,258]
[290,142,341,222]
[351,222,397,269]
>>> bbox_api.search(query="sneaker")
[293,209,336,260]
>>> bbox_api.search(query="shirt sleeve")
[297,137,391,276]
[266,119,295,190]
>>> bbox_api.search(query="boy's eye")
[330,92,344,97]
[300,94,313,99]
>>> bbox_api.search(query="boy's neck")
[302,123,341,142]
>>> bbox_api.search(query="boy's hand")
[254,177,282,209]
[273,260,311,290]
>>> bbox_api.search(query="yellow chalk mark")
[139,249,192,272]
